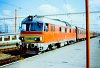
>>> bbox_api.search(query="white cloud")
[37,4,77,14]
[63,4,77,13]
[37,4,76,18]
[36,4,86,28]
[2,10,12,17]
[37,4,60,15]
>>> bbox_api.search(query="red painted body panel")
[21,32,42,35]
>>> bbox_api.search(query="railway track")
[0,44,64,66]
[0,45,19,53]
[0,45,20,66]
[0,44,41,66]
[0,55,20,66]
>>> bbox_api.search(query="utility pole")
[15,9,17,33]
[85,0,90,68]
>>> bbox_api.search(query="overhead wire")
[0,10,100,20]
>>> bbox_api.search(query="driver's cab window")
[22,24,30,31]
[44,23,48,32]
[22,24,26,31]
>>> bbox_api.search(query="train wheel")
[56,43,61,48]
[67,41,70,45]
[64,42,67,46]
[40,47,45,53]
[34,46,39,55]
[48,44,53,50]
[16,43,19,46]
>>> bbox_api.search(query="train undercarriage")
[18,39,77,54]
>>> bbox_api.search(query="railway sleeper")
[0,56,20,66]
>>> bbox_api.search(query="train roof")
[41,17,71,27]
[22,15,72,27]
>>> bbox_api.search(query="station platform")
[1,37,100,68]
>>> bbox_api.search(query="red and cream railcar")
[92,32,98,37]
[19,16,76,52]
[76,27,86,41]
[76,27,98,41]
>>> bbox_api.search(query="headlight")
[22,37,24,40]
[34,37,40,41]
[40,37,42,41]
[27,16,33,21]
[34,37,42,42]
[19,37,24,41]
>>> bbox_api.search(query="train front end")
[19,16,44,53]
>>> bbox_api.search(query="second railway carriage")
[0,33,20,46]
[76,27,86,41]
[19,15,76,53]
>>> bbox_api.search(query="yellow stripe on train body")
[20,35,43,43]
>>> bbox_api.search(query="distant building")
[0,19,20,33]
[0,23,8,33]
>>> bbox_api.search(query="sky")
[0,0,100,33]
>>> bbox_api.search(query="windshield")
[21,22,43,32]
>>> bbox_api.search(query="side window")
[73,29,74,33]
[12,35,17,40]
[70,29,71,33]
[80,31,81,34]
[74,29,76,33]
[44,23,48,32]
[62,27,65,32]
[59,27,61,32]
[0,36,2,41]
[73,29,75,33]
[65,28,67,33]
[26,24,30,31]
[4,36,10,41]
[51,25,55,32]
[59,27,65,33]
[82,31,83,34]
